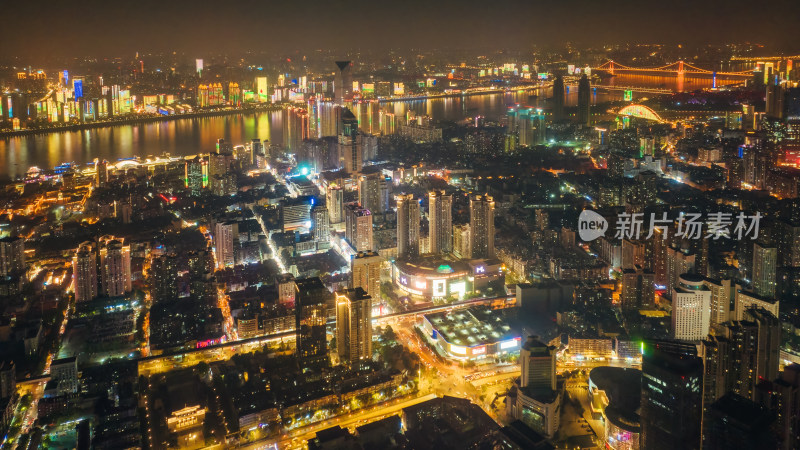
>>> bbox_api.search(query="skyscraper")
[73,243,97,302]
[469,194,495,259]
[295,277,330,368]
[335,288,372,365]
[577,73,591,126]
[519,337,556,391]
[326,186,344,224]
[640,340,703,450]
[214,221,239,268]
[396,194,421,259]
[99,237,132,297]
[344,203,373,252]
[0,236,25,276]
[94,158,108,187]
[338,108,362,174]
[312,205,330,248]
[753,242,777,298]
[621,266,655,310]
[334,61,353,105]
[150,254,178,303]
[358,173,391,215]
[551,75,565,122]
[671,274,712,341]
[428,190,453,255]
[726,308,781,401]
[351,251,382,301]
[185,156,207,195]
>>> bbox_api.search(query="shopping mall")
[392,256,504,300]
[420,306,520,360]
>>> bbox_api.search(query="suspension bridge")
[593,60,753,78]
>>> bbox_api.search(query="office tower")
[519,337,556,391]
[50,357,79,395]
[706,393,777,450]
[295,277,330,367]
[150,254,178,303]
[766,82,785,119]
[452,224,471,259]
[640,340,703,450]
[338,108,362,173]
[428,190,453,255]
[507,336,561,437]
[396,194,421,258]
[99,238,131,297]
[94,158,108,187]
[280,196,313,231]
[725,308,780,401]
[704,277,733,326]
[577,74,591,126]
[358,173,390,215]
[551,75,565,122]
[469,194,495,259]
[334,61,353,105]
[335,288,372,364]
[0,360,14,400]
[344,203,373,252]
[351,251,382,301]
[326,186,344,224]
[312,205,330,245]
[666,247,695,295]
[621,266,655,310]
[254,76,269,101]
[73,244,97,302]
[671,274,712,341]
[701,335,732,441]
[251,138,265,166]
[0,236,25,276]
[185,156,207,195]
[214,221,239,268]
[276,273,296,307]
[753,242,778,298]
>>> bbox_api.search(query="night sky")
[2,0,800,59]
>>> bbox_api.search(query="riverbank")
[0,104,287,139]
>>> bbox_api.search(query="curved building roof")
[589,366,642,433]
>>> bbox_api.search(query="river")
[0,73,730,178]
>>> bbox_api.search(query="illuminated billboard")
[450,345,467,355]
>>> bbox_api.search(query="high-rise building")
[185,156,207,195]
[621,266,655,310]
[666,247,696,295]
[312,205,330,247]
[726,308,781,401]
[326,186,344,224]
[214,221,239,268]
[469,194,495,259]
[351,251,382,301]
[338,108,362,173]
[452,224,471,259]
[640,340,703,450]
[295,277,330,367]
[551,75,565,122]
[254,76,269,101]
[94,158,108,187]
[396,194,421,258]
[334,61,353,105]
[671,274,712,341]
[335,288,372,365]
[771,364,800,450]
[577,74,591,126]
[344,203,373,252]
[519,337,556,391]
[99,237,131,297]
[766,82,785,119]
[428,190,453,255]
[705,393,777,450]
[50,357,79,395]
[0,236,25,276]
[506,336,561,437]
[251,138,265,167]
[753,242,777,298]
[704,277,734,326]
[151,254,178,303]
[73,243,97,302]
[358,173,391,215]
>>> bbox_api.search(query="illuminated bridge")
[616,104,665,123]
[593,60,753,78]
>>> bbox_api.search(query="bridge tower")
[678,61,684,75]
[610,61,614,75]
